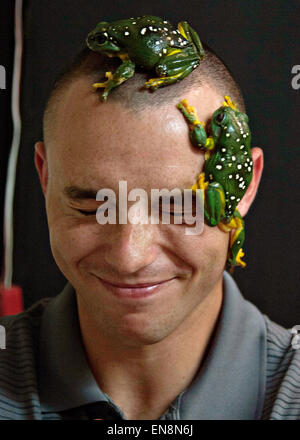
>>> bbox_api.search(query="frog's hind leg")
[92,59,135,101]
[203,181,226,227]
[190,174,226,227]
[177,21,205,60]
[144,51,199,91]
[219,209,246,271]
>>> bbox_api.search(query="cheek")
[50,221,101,263]
[166,224,229,274]
[47,202,103,271]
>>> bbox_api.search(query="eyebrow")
[63,186,98,200]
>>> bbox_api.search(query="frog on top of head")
[86,15,205,101]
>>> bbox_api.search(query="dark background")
[0,0,299,327]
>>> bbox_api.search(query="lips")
[97,276,174,299]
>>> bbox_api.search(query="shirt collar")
[38,282,111,412]
[38,272,266,419]
[178,271,267,419]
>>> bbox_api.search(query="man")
[0,45,299,420]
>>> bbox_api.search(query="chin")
[115,312,179,347]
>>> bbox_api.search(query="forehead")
[48,77,223,190]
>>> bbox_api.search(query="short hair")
[43,43,245,144]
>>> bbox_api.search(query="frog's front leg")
[93,59,135,101]
[144,51,200,91]
[177,99,215,152]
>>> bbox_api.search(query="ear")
[34,141,48,196]
[237,147,264,217]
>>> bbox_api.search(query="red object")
[0,285,24,316]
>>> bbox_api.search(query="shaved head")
[43,44,245,146]
[34,37,263,358]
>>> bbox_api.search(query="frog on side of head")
[177,96,253,271]
[86,15,205,101]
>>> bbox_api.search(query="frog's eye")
[214,112,226,125]
[95,34,107,45]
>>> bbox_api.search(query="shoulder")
[0,297,52,420]
[261,314,300,420]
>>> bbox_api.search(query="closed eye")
[162,209,183,216]
[77,209,98,216]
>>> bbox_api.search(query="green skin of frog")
[86,15,205,101]
[177,96,253,271]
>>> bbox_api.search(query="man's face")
[37,78,230,346]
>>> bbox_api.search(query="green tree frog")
[177,96,253,271]
[86,15,205,101]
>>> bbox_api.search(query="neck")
[77,277,223,420]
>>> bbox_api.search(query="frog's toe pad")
[92,72,114,90]
[223,95,238,111]
[92,82,107,90]
[235,248,246,267]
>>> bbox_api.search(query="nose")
[103,223,158,275]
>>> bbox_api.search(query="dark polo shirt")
[0,272,299,419]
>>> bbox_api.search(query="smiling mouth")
[100,278,173,288]
[97,276,175,299]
